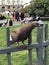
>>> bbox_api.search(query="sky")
[23,0,31,4]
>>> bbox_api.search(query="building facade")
[0,0,23,12]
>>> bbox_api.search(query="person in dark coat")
[9,19,13,26]
[20,12,24,20]
[15,11,19,21]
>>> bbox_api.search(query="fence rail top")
[0,40,49,54]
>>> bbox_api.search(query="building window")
[8,6,10,9]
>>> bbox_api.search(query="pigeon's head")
[32,21,39,27]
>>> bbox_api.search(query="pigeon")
[10,21,39,48]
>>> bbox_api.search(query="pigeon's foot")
[18,45,20,48]
[18,43,20,48]
[23,44,27,48]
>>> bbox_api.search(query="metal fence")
[0,24,49,65]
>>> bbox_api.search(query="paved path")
[13,21,21,26]
[7,20,22,26]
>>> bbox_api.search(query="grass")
[0,21,49,65]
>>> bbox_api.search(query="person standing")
[12,13,16,21]
[21,12,24,20]
[15,11,19,22]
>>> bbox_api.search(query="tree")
[20,5,31,13]
[31,0,49,16]
[24,5,31,13]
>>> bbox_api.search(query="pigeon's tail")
[10,35,12,41]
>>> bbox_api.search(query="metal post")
[28,33,32,65]
[36,25,43,65]
[44,24,48,65]
[6,26,11,65]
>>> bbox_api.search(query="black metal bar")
[36,25,43,65]
[0,40,49,54]
[6,26,11,65]
[44,24,48,65]
[28,33,32,65]
[0,43,38,54]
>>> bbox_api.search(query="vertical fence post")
[44,24,48,65]
[6,26,11,65]
[28,33,32,65]
[36,25,43,65]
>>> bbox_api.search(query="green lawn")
[0,21,49,65]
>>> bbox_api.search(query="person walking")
[15,11,19,22]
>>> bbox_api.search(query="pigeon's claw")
[23,44,27,48]
[22,42,27,48]
[18,43,20,48]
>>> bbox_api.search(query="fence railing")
[0,23,49,65]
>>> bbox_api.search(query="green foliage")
[24,5,31,13]
[20,8,25,13]
[31,0,49,16]
[20,5,31,13]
